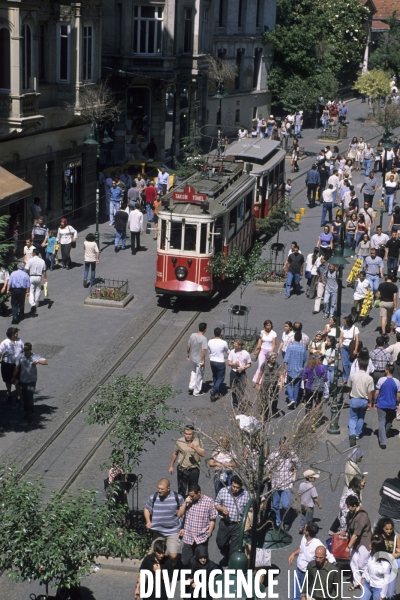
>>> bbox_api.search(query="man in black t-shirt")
[376,273,398,334]
[284,246,304,299]
[376,471,400,535]
[385,231,400,274]
[114,202,129,252]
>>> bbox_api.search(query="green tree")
[368,13,400,78]
[0,215,16,310]
[256,196,299,238]
[175,122,205,179]
[208,241,270,308]
[265,0,367,110]
[86,374,180,470]
[0,466,149,595]
[353,69,391,101]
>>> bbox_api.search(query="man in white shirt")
[157,167,170,194]
[288,522,335,600]
[228,338,251,407]
[353,271,371,317]
[321,185,335,226]
[359,201,375,231]
[327,169,340,206]
[371,226,389,260]
[208,327,229,402]
[25,248,47,314]
[23,239,34,264]
[128,204,144,255]
[237,127,248,140]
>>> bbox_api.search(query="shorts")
[1,362,16,384]
[379,301,394,318]
[152,531,182,555]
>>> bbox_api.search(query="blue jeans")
[84,261,96,285]
[294,124,301,135]
[321,202,332,225]
[322,116,328,130]
[386,193,395,214]
[114,230,126,249]
[146,203,153,221]
[347,231,355,250]
[341,345,351,382]
[287,375,301,406]
[213,473,233,498]
[387,256,398,274]
[323,289,337,317]
[45,251,54,270]
[292,567,306,600]
[210,361,226,394]
[332,189,337,208]
[360,579,383,600]
[272,489,291,526]
[386,557,400,598]
[366,273,380,294]
[349,397,368,437]
[324,366,334,397]
[363,158,372,176]
[285,272,300,297]
[110,201,119,223]
[355,231,365,248]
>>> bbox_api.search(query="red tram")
[154,139,285,298]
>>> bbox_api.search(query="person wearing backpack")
[143,478,186,564]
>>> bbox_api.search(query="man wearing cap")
[7,263,30,324]
[298,470,322,534]
[288,522,335,600]
[168,426,205,497]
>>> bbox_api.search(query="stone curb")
[255,280,285,289]
[84,293,134,308]
[96,556,141,573]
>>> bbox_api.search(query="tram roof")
[223,138,281,163]
[161,172,255,217]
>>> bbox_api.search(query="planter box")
[255,280,285,289]
[84,293,134,308]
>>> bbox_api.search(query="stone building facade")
[0,0,102,236]
[101,0,276,164]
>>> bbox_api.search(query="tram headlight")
[175,266,188,280]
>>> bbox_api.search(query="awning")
[0,167,32,207]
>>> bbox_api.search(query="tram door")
[62,158,82,218]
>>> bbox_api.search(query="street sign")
[172,185,207,203]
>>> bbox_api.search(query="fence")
[90,278,129,301]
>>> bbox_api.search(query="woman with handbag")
[57,217,77,270]
[252,320,277,384]
[339,315,359,385]
[359,536,391,599]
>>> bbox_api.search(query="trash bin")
[339,125,348,139]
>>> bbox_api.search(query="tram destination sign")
[172,185,207,203]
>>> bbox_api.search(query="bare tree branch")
[204,55,238,88]
[66,79,122,126]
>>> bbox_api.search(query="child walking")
[46,230,57,271]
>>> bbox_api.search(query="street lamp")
[327,240,349,435]
[380,127,393,219]
[214,81,227,127]
[84,122,101,246]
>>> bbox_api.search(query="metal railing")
[89,278,129,301]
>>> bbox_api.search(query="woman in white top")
[360,537,391,599]
[252,320,277,383]
[0,326,24,402]
[355,138,365,170]
[339,315,359,384]
[83,233,100,288]
[277,321,294,360]
[57,217,77,270]
[323,316,338,340]
[305,247,320,298]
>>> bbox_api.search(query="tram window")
[170,222,182,250]
[245,192,252,221]
[161,219,166,250]
[184,224,197,251]
[200,223,208,254]
[214,217,224,253]
[268,171,274,192]
[228,208,237,240]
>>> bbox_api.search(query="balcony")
[0,93,44,136]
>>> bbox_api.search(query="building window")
[183,8,193,54]
[200,9,209,53]
[83,26,93,80]
[256,0,262,27]
[21,24,32,90]
[238,0,244,27]
[218,0,226,27]
[0,28,10,89]
[133,6,163,55]
[58,24,70,81]
[253,48,262,89]
[235,49,243,90]
[39,24,46,81]
[235,109,240,123]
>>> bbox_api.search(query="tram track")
[17,306,169,480]
[19,306,202,498]
[58,309,201,494]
